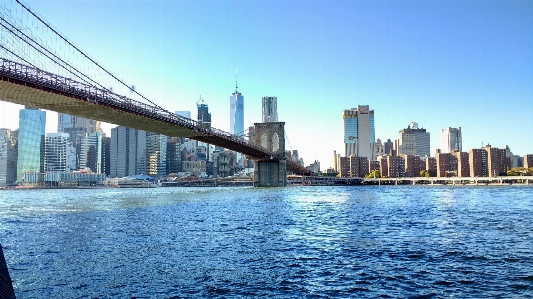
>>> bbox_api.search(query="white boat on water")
[117,180,160,188]
[105,175,161,188]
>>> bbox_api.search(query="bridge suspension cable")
[1,0,166,112]
[0,15,100,88]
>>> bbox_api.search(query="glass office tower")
[17,107,46,182]
[230,78,244,167]
[230,82,244,136]
[343,105,375,160]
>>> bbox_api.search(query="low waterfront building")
[369,160,380,173]
[378,155,389,177]
[349,155,369,178]
[524,154,533,169]
[217,151,236,177]
[22,171,106,186]
[469,148,488,177]
[403,154,423,177]
[426,156,437,174]
[387,155,405,178]
[339,157,350,177]
[451,151,470,177]
[485,145,508,177]
[436,149,457,177]
[182,160,206,176]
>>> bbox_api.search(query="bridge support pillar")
[254,159,287,187]
[252,122,287,187]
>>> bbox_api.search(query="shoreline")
[2,183,533,190]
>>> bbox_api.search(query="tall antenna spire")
[235,69,238,94]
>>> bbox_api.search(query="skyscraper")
[166,137,182,174]
[44,133,76,172]
[230,77,244,136]
[103,136,111,176]
[79,132,104,173]
[398,122,430,158]
[333,150,339,173]
[343,105,375,160]
[384,139,394,156]
[197,100,212,161]
[136,130,147,176]
[197,103,212,127]
[17,107,46,182]
[146,132,167,176]
[110,126,167,177]
[262,96,278,123]
[440,127,462,153]
[0,129,18,185]
[57,113,98,134]
[110,126,138,177]
[230,75,244,168]
[375,138,385,158]
[58,113,98,170]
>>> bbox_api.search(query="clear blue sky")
[1,0,532,169]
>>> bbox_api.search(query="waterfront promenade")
[288,175,533,186]
[3,175,532,189]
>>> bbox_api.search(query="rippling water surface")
[1,186,533,298]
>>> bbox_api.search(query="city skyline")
[0,0,532,169]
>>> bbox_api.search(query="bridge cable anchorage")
[14,0,164,111]
[0,16,105,90]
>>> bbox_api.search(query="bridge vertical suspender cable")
[14,0,165,111]
[0,16,102,88]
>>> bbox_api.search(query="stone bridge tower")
[252,122,287,187]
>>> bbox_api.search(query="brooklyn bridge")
[0,1,311,186]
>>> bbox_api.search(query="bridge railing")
[0,57,284,159]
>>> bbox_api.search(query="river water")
[1,186,533,298]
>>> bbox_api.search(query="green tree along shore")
[365,170,381,178]
[507,167,533,176]
[420,170,437,178]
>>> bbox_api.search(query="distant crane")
[196,94,204,105]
